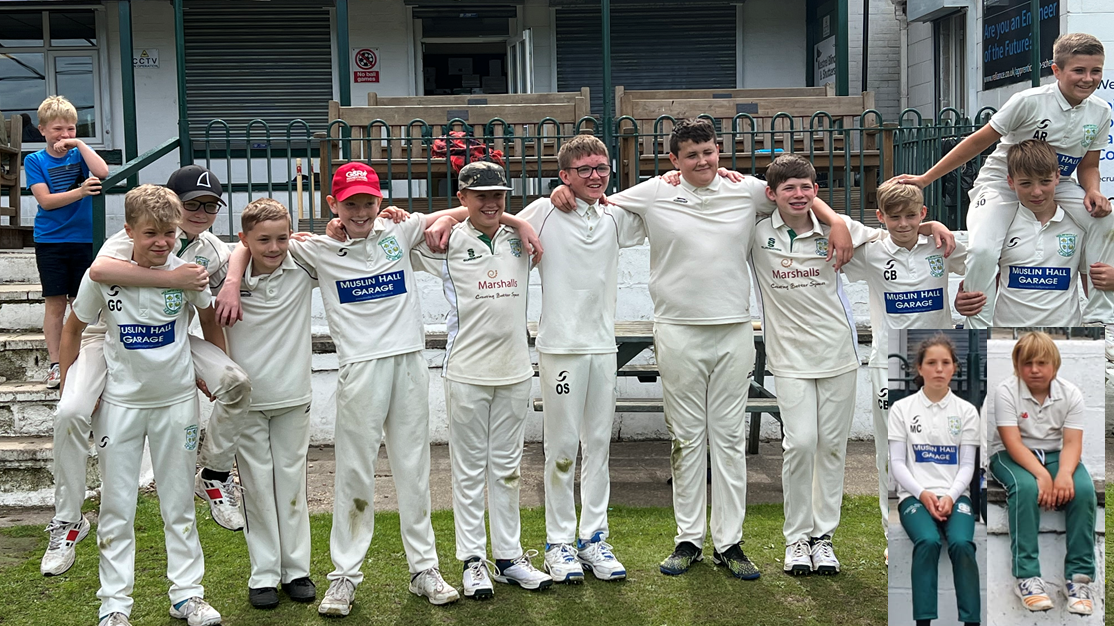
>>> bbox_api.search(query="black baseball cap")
[167,165,226,205]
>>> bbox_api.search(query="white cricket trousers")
[654,322,753,551]
[238,403,312,589]
[776,370,858,544]
[52,335,251,523]
[328,351,438,582]
[539,352,617,545]
[869,366,889,538]
[446,378,533,561]
[93,397,204,617]
[964,178,1114,327]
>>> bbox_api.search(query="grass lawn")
[0,495,887,626]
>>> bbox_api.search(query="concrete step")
[0,249,40,284]
[0,436,54,493]
[985,532,1106,624]
[0,283,44,331]
[0,333,49,382]
[0,381,59,438]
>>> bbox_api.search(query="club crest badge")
[184,425,198,451]
[957,501,972,515]
[1057,233,1077,257]
[927,254,945,278]
[378,235,403,261]
[508,239,523,258]
[193,256,210,269]
[815,238,829,257]
[163,289,184,315]
[948,415,961,436]
[1081,125,1098,149]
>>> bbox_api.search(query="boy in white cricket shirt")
[219,163,457,615]
[42,166,249,578]
[222,199,317,610]
[892,32,1113,327]
[411,162,552,599]
[551,119,857,580]
[841,179,967,554]
[958,140,1088,326]
[752,154,953,576]
[60,185,223,626]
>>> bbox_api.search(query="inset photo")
[985,328,1106,624]
[887,329,988,626]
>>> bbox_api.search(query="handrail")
[92,136,181,246]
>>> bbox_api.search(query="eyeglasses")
[182,201,222,215]
[567,164,611,178]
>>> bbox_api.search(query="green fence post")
[119,0,138,188]
[174,0,192,164]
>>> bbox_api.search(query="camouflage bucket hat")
[458,161,512,191]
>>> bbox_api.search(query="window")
[0,9,101,145]
[934,11,966,114]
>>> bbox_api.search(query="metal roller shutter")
[182,0,333,141]
[554,0,737,115]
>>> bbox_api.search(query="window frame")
[0,7,105,148]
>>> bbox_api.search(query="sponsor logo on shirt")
[1020,412,1029,419]
[884,289,944,314]
[1056,153,1081,176]
[761,237,782,251]
[464,248,481,262]
[337,248,349,257]
[1057,233,1077,257]
[815,238,829,257]
[772,267,821,280]
[184,425,198,451]
[948,415,961,436]
[1007,266,1070,290]
[1006,236,1021,248]
[479,277,519,289]
[672,197,690,204]
[909,415,922,433]
[119,322,175,350]
[194,256,210,269]
[912,443,958,465]
[927,254,945,278]
[336,271,406,303]
[378,235,403,261]
[240,290,252,298]
[508,238,523,258]
[163,289,184,315]
[1081,124,1098,149]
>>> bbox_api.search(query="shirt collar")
[917,388,953,409]
[882,233,932,255]
[771,207,822,236]
[1050,83,1076,112]
[242,253,295,290]
[678,172,722,195]
[463,218,510,240]
[1018,376,1062,407]
[1016,204,1065,225]
[341,218,386,244]
[574,197,599,217]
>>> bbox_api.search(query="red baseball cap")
[331,162,382,201]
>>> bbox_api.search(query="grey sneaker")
[168,597,221,626]
[408,567,459,605]
[41,516,90,576]
[318,578,356,616]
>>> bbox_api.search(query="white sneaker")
[41,516,90,576]
[783,539,811,576]
[168,597,221,626]
[194,470,244,531]
[408,567,459,605]
[462,558,495,600]
[577,532,627,580]
[318,578,356,616]
[544,543,584,583]
[1065,574,1093,615]
[809,535,840,575]
[492,550,553,591]
[1016,576,1054,611]
[46,363,61,389]
[99,613,130,626]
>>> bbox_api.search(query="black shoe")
[659,541,703,575]
[249,587,279,610]
[282,577,317,603]
[712,543,761,580]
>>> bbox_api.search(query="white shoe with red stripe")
[41,516,90,576]
[194,470,244,531]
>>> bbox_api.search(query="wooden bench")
[615,89,887,211]
[322,90,592,215]
[0,112,29,248]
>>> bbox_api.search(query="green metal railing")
[91,107,1002,243]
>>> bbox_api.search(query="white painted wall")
[348,0,415,102]
[740,0,808,88]
[906,19,936,117]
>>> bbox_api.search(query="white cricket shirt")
[607,175,769,325]
[994,206,1085,327]
[990,375,1085,456]
[980,83,1112,183]
[517,197,646,354]
[411,219,532,385]
[287,214,427,367]
[888,389,981,501]
[750,212,881,378]
[71,255,212,408]
[225,254,318,410]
